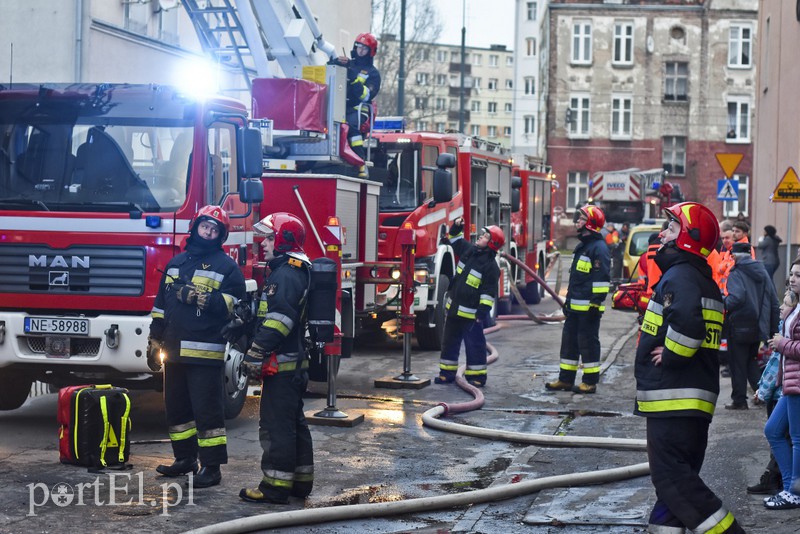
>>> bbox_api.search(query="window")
[436,50,448,62]
[613,22,634,65]
[124,2,149,34]
[473,77,482,89]
[488,102,498,114]
[436,122,446,133]
[722,175,749,217]
[569,95,590,137]
[416,120,429,131]
[504,126,512,137]
[611,95,632,138]
[451,52,460,62]
[416,72,429,85]
[489,55,499,67]
[504,103,512,113]
[505,79,513,90]
[158,7,179,45]
[526,38,537,57]
[207,123,237,204]
[727,98,751,142]
[729,23,752,68]
[415,47,431,61]
[527,2,537,21]
[435,97,447,111]
[664,62,688,101]
[488,78,498,91]
[415,97,428,110]
[472,54,482,66]
[524,115,535,135]
[663,136,686,175]
[488,126,497,137]
[572,20,592,64]
[436,74,447,86]
[506,56,514,66]
[449,99,460,111]
[471,125,481,136]
[567,171,590,211]
[524,77,535,95]
[471,100,481,112]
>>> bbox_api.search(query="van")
[622,222,664,279]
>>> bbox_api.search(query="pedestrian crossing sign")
[717,179,738,201]
[771,167,800,202]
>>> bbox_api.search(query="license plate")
[24,317,89,336]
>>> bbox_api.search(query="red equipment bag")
[58,384,132,469]
[612,282,649,314]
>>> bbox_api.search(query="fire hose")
[188,321,649,534]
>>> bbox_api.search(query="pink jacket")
[776,313,800,395]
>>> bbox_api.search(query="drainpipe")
[74,0,83,82]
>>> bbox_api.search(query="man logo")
[50,272,70,286]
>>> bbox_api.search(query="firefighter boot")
[192,465,221,488]
[156,457,198,477]
[572,383,597,394]
[239,485,290,505]
[545,380,573,391]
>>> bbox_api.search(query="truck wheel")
[0,371,33,410]
[416,274,449,351]
[223,344,247,420]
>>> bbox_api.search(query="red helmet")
[355,33,378,57]
[482,225,505,252]
[190,205,230,241]
[253,212,306,254]
[664,202,719,258]
[574,204,605,233]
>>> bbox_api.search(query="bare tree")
[370,0,445,120]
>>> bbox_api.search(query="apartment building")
[513,0,549,160]
[545,0,758,229]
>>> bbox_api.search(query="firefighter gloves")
[243,361,262,381]
[146,337,164,372]
[246,341,267,361]
[449,218,464,237]
[175,283,198,306]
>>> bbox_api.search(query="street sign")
[771,167,800,202]
[715,153,744,179]
[717,179,738,201]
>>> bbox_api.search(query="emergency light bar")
[373,116,405,132]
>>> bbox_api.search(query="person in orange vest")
[603,222,622,279]
[732,220,757,260]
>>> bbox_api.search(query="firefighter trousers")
[646,417,743,533]
[439,316,488,385]
[258,370,314,500]
[164,361,227,466]
[557,311,601,385]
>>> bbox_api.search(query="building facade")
[545,0,758,243]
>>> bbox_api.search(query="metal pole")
[314,344,348,418]
[787,203,793,282]
[397,0,406,116]
[458,0,466,132]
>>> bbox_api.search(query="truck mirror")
[238,127,263,179]
[511,188,520,213]
[433,168,452,203]
[239,178,263,204]
[436,153,456,169]
[511,176,522,189]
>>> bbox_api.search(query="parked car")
[622,222,664,279]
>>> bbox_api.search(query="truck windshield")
[0,121,193,212]
[371,145,419,212]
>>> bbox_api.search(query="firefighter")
[545,205,611,394]
[635,202,745,533]
[240,212,314,504]
[435,218,502,387]
[330,33,381,178]
[149,205,245,488]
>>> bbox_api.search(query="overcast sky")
[432,0,515,49]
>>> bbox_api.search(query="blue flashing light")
[373,116,405,132]
[145,215,162,229]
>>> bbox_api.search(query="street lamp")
[459,0,466,133]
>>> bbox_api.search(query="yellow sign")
[715,153,744,178]
[772,167,800,202]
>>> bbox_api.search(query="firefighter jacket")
[566,232,611,312]
[634,248,724,421]
[150,242,245,366]
[345,54,381,108]
[444,232,499,321]
[724,255,779,343]
[250,253,311,372]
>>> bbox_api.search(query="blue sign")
[717,179,738,201]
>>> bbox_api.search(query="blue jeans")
[764,393,800,493]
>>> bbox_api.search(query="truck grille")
[0,245,146,296]
[23,336,102,356]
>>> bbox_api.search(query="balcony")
[449,62,472,75]
[448,110,470,122]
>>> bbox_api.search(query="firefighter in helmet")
[435,218,503,387]
[546,204,611,394]
[149,205,245,488]
[240,212,314,504]
[330,32,382,178]
[635,202,745,533]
